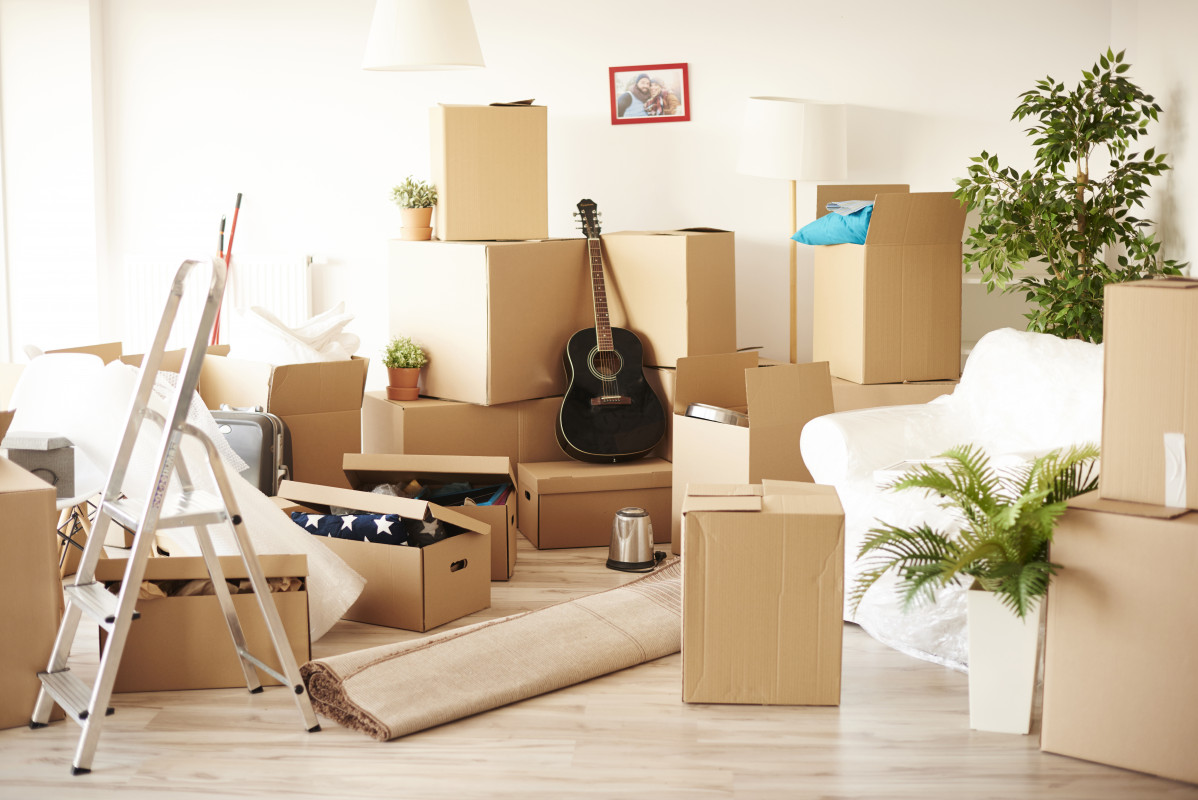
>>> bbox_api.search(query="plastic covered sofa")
[799,328,1104,670]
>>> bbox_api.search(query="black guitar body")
[556,327,666,463]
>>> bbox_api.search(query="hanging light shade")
[737,97,847,181]
[362,0,485,71]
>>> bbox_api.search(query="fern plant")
[850,443,1099,620]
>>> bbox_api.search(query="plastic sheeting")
[226,303,360,366]
[800,328,1104,672]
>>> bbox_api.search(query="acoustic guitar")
[556,199,667,463]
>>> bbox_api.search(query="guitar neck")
[587,236,614,352]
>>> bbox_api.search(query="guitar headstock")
[574,199,602,239]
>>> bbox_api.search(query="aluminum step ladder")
[30,256,319,774]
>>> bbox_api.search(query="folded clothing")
[792,201,874,245]
[290,511,461,548]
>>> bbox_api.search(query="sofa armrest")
[800,401,965,486]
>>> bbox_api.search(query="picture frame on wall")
[609,63,690,125]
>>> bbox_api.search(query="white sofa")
[799,328,1104,670]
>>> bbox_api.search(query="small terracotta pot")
[386,366,421,401]
[400,207,434,241]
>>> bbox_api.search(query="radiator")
[122,255,311,352]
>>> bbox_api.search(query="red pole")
[211,193,242,346]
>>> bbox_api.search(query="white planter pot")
[966,589,1042,734]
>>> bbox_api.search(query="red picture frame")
[609,63,690,125]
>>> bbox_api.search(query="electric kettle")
[606,507,659,572]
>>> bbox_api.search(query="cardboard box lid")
[683,481,842,517]
[343,452,516,488]
[201,355,369,416]
[46,342,123,363]
[602,228,732,240]
[673,351,758,414]
[1068,490,1191,520]
[276,479,490,538]
[518,458,672,494]
[1114,276,1198,292]
[94,553,308,582]
[437,102,546,111]
[865,192,967,246]
[682,484,763,513]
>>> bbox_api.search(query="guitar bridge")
[591,395,633,406]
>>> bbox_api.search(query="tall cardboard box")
[95,554,310,693]
[342,453,518,581]
[199,355,369,489]
[682,481,845,705]
[431,103,548,241]
[1041,492,1198,784]
[811,185,966,384]
[601,229,737,367]
[830,376,957,412]
[276,480,490,631]
[1099,278,1198,509]
[517,459,672,549]
[361,391,565,467]
[388,239,592,405]
[0,457,63,729]
[670,353,834,552]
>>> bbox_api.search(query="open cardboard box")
[681,481,845,706]
[342,452,517,581]
[830,376,957,412]
[94,552,310,693]
[275,479,490,631]
[669,352,834,553]
[811,184,966,384]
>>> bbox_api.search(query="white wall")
[3,0,1194,377]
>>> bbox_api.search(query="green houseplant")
[391,176,438,241]
[851,442,1099,734]
[382,335,428,401]
[954,49,1185,343]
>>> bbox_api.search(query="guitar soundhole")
[588,348,623,380]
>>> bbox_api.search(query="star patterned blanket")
[289,511,457,548]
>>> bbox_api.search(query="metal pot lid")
[684,403,749,427]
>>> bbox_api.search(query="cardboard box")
[430,103,548,241]
[276,479,490,631]
[681,481,845,706]
[1041,492,1198,784]
[388,239,593,406]
[0,457,63,729]
[1099,278,1198,509]
[830,376,957,412]
[517,459,672,549]
[669,353,834,552]
[199,355,369,489]
[342,452,517,581]
[94,553,309,693]
[362,391,565,467]
[811,184,965,384]
[600,229,737,367]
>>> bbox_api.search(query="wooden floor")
[1,538,1194,800]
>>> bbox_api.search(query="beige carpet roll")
[301,558,681,741]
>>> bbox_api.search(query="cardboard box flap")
[95,553,308,582]
[522,459,672,494]
[440,102,545,109]
[343,452,516,487]
[686,483,764,498]
[276,479,489,537]
[0,410,13,441]
[682,484,762,513]
[268,357,369,416]
[1118,277,1198,291]
[674,351,758,414]
[865,192,967,246]
[200,357,276,408]
[745,361,834,483]
[1069,490,1190,520]
[47,342,123,363]
[815,184,909,216]
[0,455,58,492]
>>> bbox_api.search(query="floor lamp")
[361,0,485,70]
[737,98,846,363]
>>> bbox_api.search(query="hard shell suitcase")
[212,409,292,495]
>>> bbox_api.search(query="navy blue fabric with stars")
[290,511,412,546]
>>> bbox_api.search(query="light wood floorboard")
[1,538,1194,799]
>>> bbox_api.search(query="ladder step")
[63,582,139,631]
[37,670,93,724]
[106,490,229,531]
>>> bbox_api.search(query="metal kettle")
[606,507,659,572]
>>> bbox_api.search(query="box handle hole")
[524,490,531,500]
[450,559,467,572]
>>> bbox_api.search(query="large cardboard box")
[517,459,672,549]
[600,229,737,367]
[388,239,593,406]
[830,376,957,412]
[342,452,518,581]
[669,353,834,552]
[199,355,369,489]
[0,457,62,729]
[1099,278,1198,509]
[431,103,548,241]
[811,185,965,384]
[681,481,845,705]
[362,391,565,467]
[276,479,490,631]
[1041,492,1198,784]
[95,553,309,693]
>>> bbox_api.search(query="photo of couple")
[609,64,690,124]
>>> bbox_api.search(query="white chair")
[799,328,1104,670]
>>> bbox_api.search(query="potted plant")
[391,176,438,241]
[382,335,428,401]
[850,442,1099,734]
[954,49,1186,343]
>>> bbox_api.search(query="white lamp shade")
[737,97,847,181]
[362,0,485,70]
